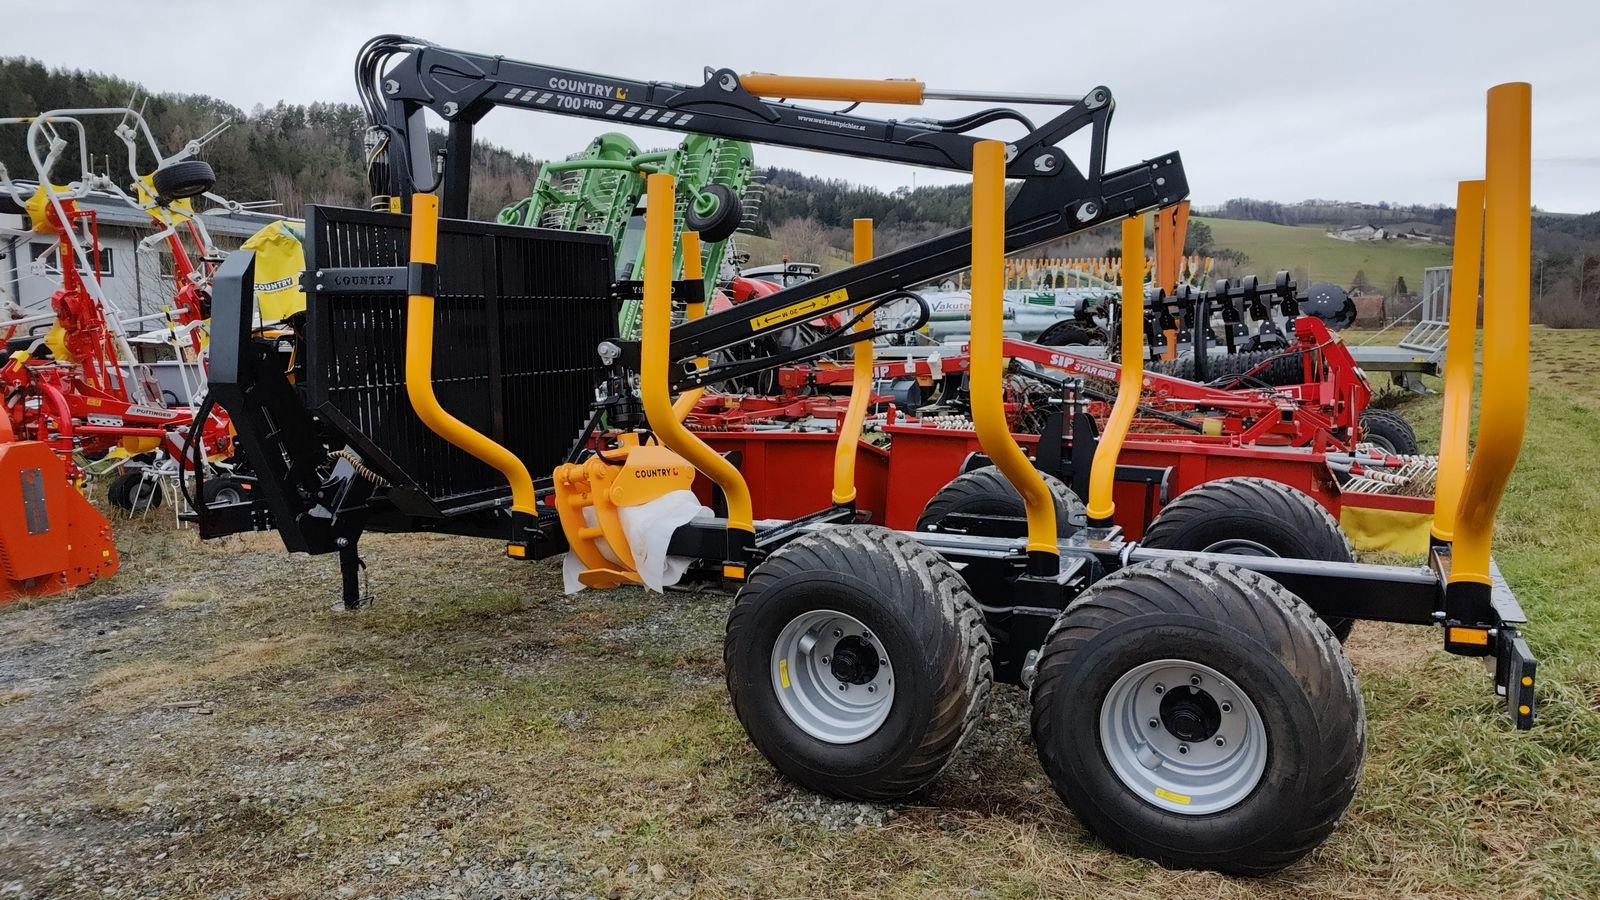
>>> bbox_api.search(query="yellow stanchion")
[968,141,1058,566]
[1449,83,1531,587]
[831,219,875,505]
[1087,214,1147,525]
[1430,180,1485,544]
[403,193,537,521]
[671,231,709,422]
[638,175,755,546]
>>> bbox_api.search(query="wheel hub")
[829,636,880,685]
[1160,685,1222,742]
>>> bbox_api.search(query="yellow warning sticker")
[779,658,791,689]
[750,288,848,331]
[1154,787,1191,805]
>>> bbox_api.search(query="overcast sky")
[4,0,1597,212]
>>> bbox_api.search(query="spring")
[333,448,390,487]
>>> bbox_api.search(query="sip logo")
[1049,354,1118,381]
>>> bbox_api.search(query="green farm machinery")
[497,131,756,336]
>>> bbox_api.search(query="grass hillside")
[1198,217,1452,293]
[731,232,853,272]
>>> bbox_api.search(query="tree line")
[0,57,535,220]
[4,56,1596,326]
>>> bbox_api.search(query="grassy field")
[1197,217,1453,294]
[729,232,854,272]
[2,329,1598,898]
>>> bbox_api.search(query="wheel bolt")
[879,658,888,666]
[839,683,847,691]
[1153,683,1165,695]
[821,656,830,664]
[1148,718,1159,729]
[1177,744,1189,755]
[1190,674,1202,686]
[1220,702,1232,713]
[863,631,872,641]
[1215,736,1226,748]
[867,685,876,693]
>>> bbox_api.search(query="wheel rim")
[1099,659,1268,815]
[1363,434,1397,453]
[214,487,242,505]
[771,609,895,744]
[1200,538,1277,558]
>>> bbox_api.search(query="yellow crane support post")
[831,218,875,505]
[671,231,709,422]
[402,193,539,557]
[1153,201,1189,360]
[639,174,755,578]
[1430,180,1486,544]
[968,140,1058,574]
[1086,214,1148,526]
[1445,82,1531,628]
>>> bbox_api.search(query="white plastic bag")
[563,489,712,593]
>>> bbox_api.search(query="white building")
[2,185,275,333]
[1327,223,1388,242]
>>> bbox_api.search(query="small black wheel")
[1031,558,1364,874]
[724,525,992,801]
[129,474,163,511]
[151,160,216,203]
[201,475,247,506]
[108,469,161,512]
[1142,477,1356,641]
[107,470,139,510]
[1036,321,1103,347]
[1358,409,1418,454]
[916,465,1085,536]
[683,183,742,243]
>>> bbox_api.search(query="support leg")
[335,540,372,611]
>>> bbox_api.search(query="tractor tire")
[1031,558,1364,875]
[916,465,1085,535]
[724,525,992,801]
[1358,409,1418,455]
[1142,477,1356,642]
[151,159,216,203]
[1037,321,1103,347]
[684,183,742,243]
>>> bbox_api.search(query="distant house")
[1328,224,1388,242]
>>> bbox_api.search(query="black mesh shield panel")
[304,205,615,514]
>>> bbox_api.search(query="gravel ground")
[0,527,1044,899]
[4,498,1582,899]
